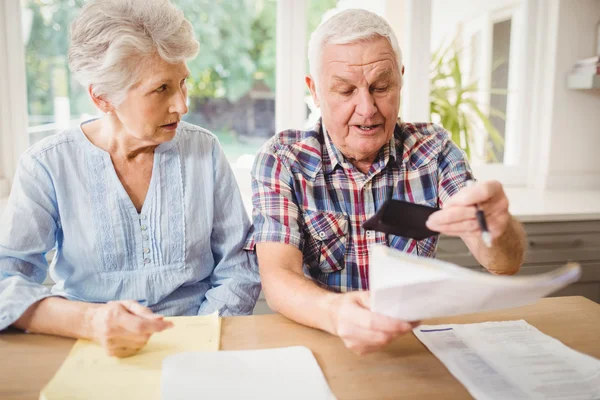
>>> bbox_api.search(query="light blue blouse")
[0,121,261,330]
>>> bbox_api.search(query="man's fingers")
[445,180,503,207]
[366,312,414,334]
[427,207,477,226]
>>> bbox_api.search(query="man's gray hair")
[68,0,199,106]
[308,8,403,88]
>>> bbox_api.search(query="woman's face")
[112,55,190,144]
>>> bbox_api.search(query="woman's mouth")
[161,122,178,130]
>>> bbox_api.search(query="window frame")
[0,0,29,197]
[1,0,545,198]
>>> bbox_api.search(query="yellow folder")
[40,313,221,400]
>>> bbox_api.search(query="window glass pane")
[22,0,278,168]
[172,0,276,165]
[22,0,93,145]
[430,0,524,166]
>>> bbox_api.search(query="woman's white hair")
[308,8,403,89]
[68,0,199,107]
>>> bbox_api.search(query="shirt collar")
[321,119,399,174]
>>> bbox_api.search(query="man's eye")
[373,86,388,92]
[156,84,167,93]
[340,89,354,96]
[181,77,188,86]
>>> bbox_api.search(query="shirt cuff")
[244,231,303,252]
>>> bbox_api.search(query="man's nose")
[355,89,378,119]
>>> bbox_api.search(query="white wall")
[543,0,600,189]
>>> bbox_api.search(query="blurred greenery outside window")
[22,0,521,169]
[22,0,336,165]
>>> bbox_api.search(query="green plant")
[429,40,505,162]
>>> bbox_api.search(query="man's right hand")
[86,300,173,358]
[331,291,418,355]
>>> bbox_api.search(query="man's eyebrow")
[331,76,354,85]
[372,69,393,81]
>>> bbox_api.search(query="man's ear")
[305,75,320,108]
[88,85,113,114]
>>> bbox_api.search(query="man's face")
[307,37,402,168]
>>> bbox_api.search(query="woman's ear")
[88,85,114,114]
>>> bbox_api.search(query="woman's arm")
[197,138,261,316]
[1,154,171,357]
[15,297,172,357]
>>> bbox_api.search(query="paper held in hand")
[369,244,581,321]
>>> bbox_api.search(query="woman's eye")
[374,87,388,92]
[156,84,167,93]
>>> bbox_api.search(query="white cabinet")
[436,220,600,303]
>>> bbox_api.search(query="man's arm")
[256,242,416,355]
[426,181,526,275]
[462,216,525,275]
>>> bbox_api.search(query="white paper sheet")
[161,346,336,400]
[369,244,581,320]
[414,320,600,400]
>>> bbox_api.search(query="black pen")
[466,180,492,248]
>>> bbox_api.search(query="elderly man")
[245,9,526,354]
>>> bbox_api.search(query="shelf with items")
[567,56,600,90]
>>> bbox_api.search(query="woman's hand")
[87,300,173,357]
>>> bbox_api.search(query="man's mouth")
[354,124,382,132]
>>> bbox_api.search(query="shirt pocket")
[303,210,348,274]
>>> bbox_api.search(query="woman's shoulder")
[177,121,218,142]
[175,121,222,154]
[24,128,80,160]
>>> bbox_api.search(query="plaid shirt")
[245,118,472,292]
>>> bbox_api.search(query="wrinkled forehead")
[133,55,191,90]
[320,38,399,80]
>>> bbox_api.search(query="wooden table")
[1,296,599,400]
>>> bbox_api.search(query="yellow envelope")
[40,313,221,400]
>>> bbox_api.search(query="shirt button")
[366,230,374,239]
[140,215,147,220]
[143,235,149,240]
[141,225,147,231]
[144,258,150,264]
[144,248,150,253]
[318,232,327,239]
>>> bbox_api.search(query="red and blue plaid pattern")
[245,118,472,292]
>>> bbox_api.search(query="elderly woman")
[0,0,260,357]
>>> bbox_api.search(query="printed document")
[369,245,581,320]
[161,346,336,400]
[414,320,600,400]
[40,313,221,400]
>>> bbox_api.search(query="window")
[431,0,530,185]
[2,0,541,199]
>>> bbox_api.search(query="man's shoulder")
[396,121,461,167]
[256,126,324,173]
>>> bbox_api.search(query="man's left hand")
[425,180,510,240]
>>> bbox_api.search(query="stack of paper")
[40,313,221,400]
[161,346,336,400]
[369,244,581,320]
[414,320,600,400]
